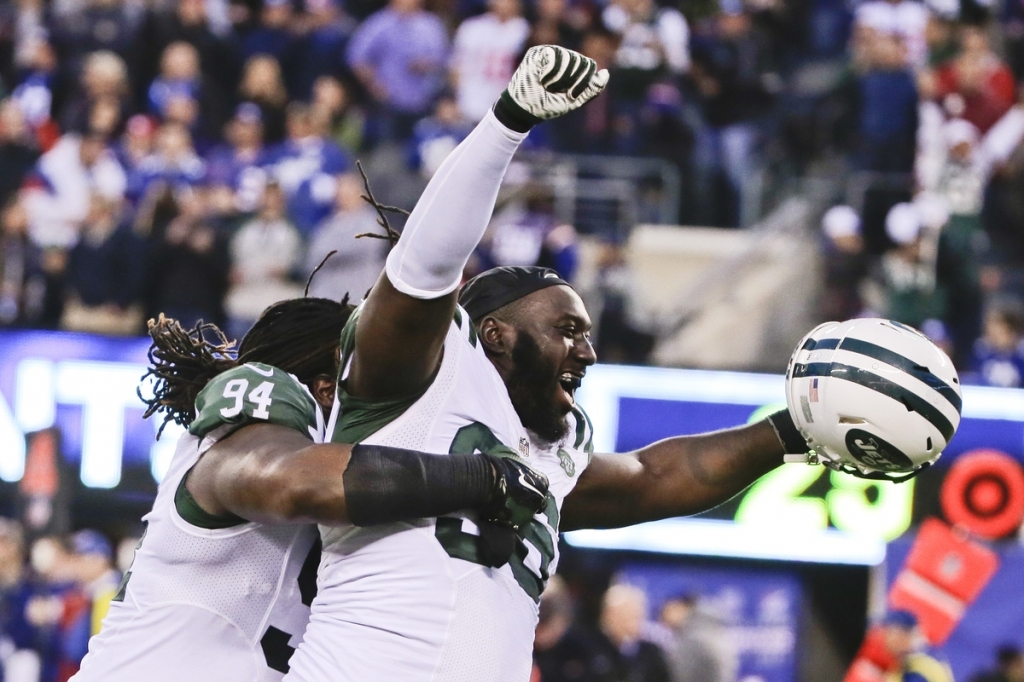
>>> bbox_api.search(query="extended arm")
[559,420,784,531]
[347,46,608,401]
[187,423,549,528]
[348,112,527,399]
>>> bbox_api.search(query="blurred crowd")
[0,0,781,346]
[4,512,1024,682]
[0,519,132,682]
[810,0,1024,387]
[532,577,737,682]
[5,0,1024,372]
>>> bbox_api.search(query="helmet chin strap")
[825,460,930,484]
[782,451,930,484]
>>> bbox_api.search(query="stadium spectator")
[595,584,671,682]
[115,114,157,172]
[820,204,869,322]
[878,610,953,682]
[25,535,88,682]
[970,644,1024,682]
[924,11,958,67]
[549,28,618,154]
[932,25,1015,135]
[478,183,579,279]
[128,122,207,204]
[11,34,59,134]
[533,575,612,682]
[867,202,945,328]
[601,0,689,106]
[264,102,352,235]
[311,75,366,156]
[450,0,529,123]
[658,593,738,682]
[0,197,47,328]
[204,102,268,213]
[690,0,778,226]
[62,194,144,335]
[237,55,290,144]
[242,0,304,95]
[0,99,40,209]
[853,31,919,173]
[137,0,241,97]
[347,0,450,143]
[601,0,690,157]
[147,41,227,144]
[921,112,1024,231]
[304,172,389,302]
[22,130,127,249]
[143,187,229,330]
[0,518,39,682]
[293,0,353,100]
[409,92,473,178]
[968,299,1024,387]
[66,530,119,645]
[58,50,131,138]
[224,181,303,339]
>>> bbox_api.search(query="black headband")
[459,266,571,321]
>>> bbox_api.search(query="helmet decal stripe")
[792,362,956,442]
[802,337,840,351]
[837,338,962,413]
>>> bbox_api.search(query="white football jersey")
[73,365,324,682]
[286,308,592,682]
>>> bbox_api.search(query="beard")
[505,330,570,446]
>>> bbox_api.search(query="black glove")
[480,453,549,529]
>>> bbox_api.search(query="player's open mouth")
[559,373,583,401]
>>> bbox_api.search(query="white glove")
[493,45,610,132]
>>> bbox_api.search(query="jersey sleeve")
[189,363,320,441]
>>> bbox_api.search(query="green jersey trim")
[331,305,434,444]
[174,469,247,529]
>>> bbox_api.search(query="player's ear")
[311,374,336,410]
[478,317,513,357]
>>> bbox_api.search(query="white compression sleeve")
[385,110,528,299]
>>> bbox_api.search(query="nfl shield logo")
[518,437,530,458]
[809,378,819,402]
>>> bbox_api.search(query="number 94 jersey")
[72,363,323,682]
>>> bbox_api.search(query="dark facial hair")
[505,329,570,445]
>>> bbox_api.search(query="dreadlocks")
[141,297,353,436]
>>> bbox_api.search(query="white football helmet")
[785,318,962,481]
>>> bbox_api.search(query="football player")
[71,297,548,682]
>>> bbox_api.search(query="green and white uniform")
[286,308,593,682]
[73,364,325,682]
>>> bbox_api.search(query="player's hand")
[481,453,549,529]
[493,45,610,132]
